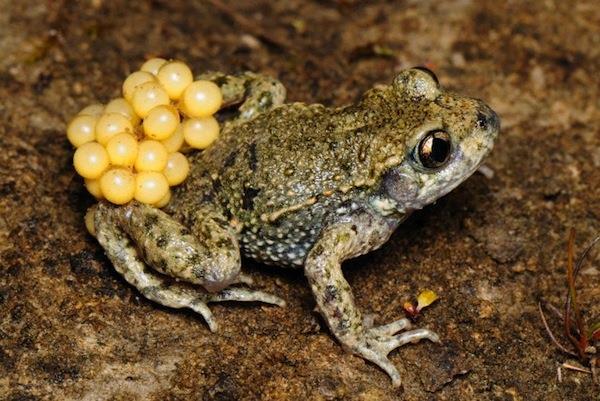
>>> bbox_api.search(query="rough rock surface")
[1,1,598,400]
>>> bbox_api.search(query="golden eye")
[417,130,451,169]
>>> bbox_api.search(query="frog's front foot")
[343,319,440,386]
[305,217,441,386]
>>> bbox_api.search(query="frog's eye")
[417,130,451,169]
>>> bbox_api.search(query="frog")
[89,67,499,386]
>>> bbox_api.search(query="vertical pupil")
[431,136,449,162]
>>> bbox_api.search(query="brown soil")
[1,1,599,400]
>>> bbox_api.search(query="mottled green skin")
[170,70,497,268]
[91,68,499,386]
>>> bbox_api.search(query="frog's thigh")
[95,201,240,292]
[93,205,284,331]
[93,214,218,330]
[197,71,286,122]
[304,216,439,387]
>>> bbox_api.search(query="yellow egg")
[106,133,138,167]
[140,57,168,75]
[135,140,168,172]
[105,97,140,126]
[95,112,134,146]
[67,114,97,147]
[73,142,109,179]
[163,152,190,186]
[180,80,222,118]
[157,61,193,100]
[84,178,103,199]
[135,171,169,204]
[143,105,180,140]
[122,71,156,102]
[78,103,104,117]
[182,117,220,149]
[161,124,185,153]
[84,208,97,236]
[154,189,172,208]
[131,81,170,118]
[100,168,136,205]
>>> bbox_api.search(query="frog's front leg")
[197,71,286,123]
[91,202,284,330]
[304,214,440,386]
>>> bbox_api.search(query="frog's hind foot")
[346,321,440,387]
[143,282,285,332]
[208,287,286,307]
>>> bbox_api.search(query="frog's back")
[184,103,380,224]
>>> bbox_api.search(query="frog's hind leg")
[197,71,286,124]
[91,202,284,331]
[95,201,242,291]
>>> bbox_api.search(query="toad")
[90,67,499,385]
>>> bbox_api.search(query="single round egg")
[131,81,170,118]
[84,208,97,236]
[84,178,103,199]
[161,124,185,153]
[105,97,140,126]
[67,114,97,147]
[157,61,193,100]
[180,80,222,118]
[78,103,105,117]
[100,168,136,205]
[122,71,156,102]
[182,117,220,149]
[95,112,133,146]
[135,140,168,172]
[135,171,169,204]
[154,189,172,208]
[73,142,109,179]
[106,133,138,167]
[143,104,180,140]
[163,152,190,186]
[140,58,168,75]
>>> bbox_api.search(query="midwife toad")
[90,68,499,385]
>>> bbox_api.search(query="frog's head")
[374,67,499,214]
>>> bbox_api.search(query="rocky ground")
[1,1,599,400]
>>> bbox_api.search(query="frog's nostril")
[476,106,500,133]
[489,110,500,132]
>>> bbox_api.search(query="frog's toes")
[209,287,286,307]
[348,325,440,387]
[139,284,220,332]
[142,284,285,332]
[189,300,218,332]
[368,317,412,336]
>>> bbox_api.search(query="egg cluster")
[67,58,223,206]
